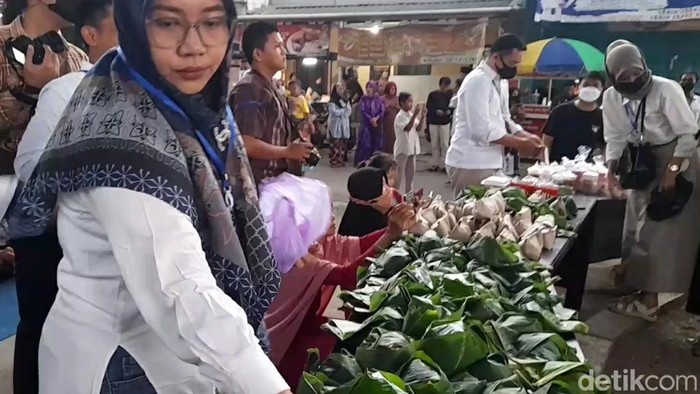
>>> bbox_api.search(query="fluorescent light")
[302,57,318,66]
[370,24,381,34]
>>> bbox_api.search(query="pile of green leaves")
[299,214,606,393]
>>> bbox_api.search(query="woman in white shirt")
[8,1,290,393]
[328,82,352,167]
[393,92,425,193]
[604,40,700,322]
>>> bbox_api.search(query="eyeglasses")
[146,16,230,49]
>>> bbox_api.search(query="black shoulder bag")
[616,97,656,190]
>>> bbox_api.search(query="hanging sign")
[535,0,700,23]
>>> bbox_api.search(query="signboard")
[230,23,330,59]
[278,24,330,57]
[337,22,486,65]
[535,0,700,23]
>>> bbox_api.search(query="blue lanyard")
[117,49,235,205]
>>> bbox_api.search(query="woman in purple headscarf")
[354,81,386,166]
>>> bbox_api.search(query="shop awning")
[239,0,522,22]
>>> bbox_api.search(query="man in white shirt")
[446,34,543,196]
[680,72,700,131]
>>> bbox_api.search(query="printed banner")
[278,24,331,57]
[337,22,486,65]
[535,0,700,23]
[230,23,330,59]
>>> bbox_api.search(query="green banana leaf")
[489,314,545,355]
[441,273,476,298]
[532,361,590,388]
[514,332,579,362]
[402,295,446,338]
[416,231,445,256]
[468,354,515,382]
[466,237,519,267]
[324,306,403,343]
[414,319,490,377]
[328,370,409,394]
[298,372,328,394]
[366,247,413,278]
[400,351,455,394]
[501,187,527,200]
[355,328,414,372]
[451,371,487,394]
[306,348,362,387]
[505,196,531,213]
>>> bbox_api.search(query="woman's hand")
[606,171,625,199]
[660,168,677,194]
[0,247,14,267]
[387,203,417,238]
[295,252,321,269]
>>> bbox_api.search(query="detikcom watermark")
[578,369,698,392]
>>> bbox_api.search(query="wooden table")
[541,195,626,311]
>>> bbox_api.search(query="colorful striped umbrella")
[517,38,605,76]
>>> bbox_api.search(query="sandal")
[609,293,659,322]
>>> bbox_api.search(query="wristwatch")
[668,159,690,173]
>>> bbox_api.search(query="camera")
[305,147,321,167]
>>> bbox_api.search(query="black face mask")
[681,81,696,93]
[496,56,517,79]
[616,73,649,95]
[48,1,82,25]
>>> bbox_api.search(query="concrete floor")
[0,147,698,392]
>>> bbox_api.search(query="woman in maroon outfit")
[264,204,416,390]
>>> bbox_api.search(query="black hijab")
[330,83,346,108]
[338,168,389,237]
[114,0,236,134]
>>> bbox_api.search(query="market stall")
[298,182,623,393]
[516,38,606,136]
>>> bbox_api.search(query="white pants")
[39,294,214,394]
[429,124,450,168]
[395,154,416,194]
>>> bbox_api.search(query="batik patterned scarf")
[8,50,280,340]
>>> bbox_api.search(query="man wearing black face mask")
[680,72,700,131]
[446,34,543,196]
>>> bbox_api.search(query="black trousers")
[11,229,63,394]
[687,247,700,316]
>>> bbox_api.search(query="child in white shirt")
[393,92,425,193]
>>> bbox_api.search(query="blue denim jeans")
[100,347,156,394]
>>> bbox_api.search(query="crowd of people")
[1,1,700,394]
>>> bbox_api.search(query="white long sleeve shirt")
[603,76,698,161]
[41,187,288,394]
[446,61,523,170]
[690,94,700,130]
[16,61,288,394]
[393,109,421,156]
[15,61,92,182]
